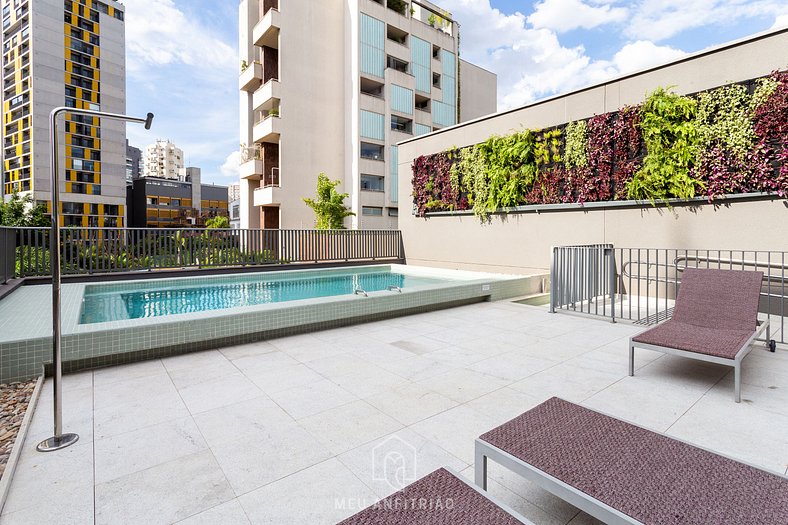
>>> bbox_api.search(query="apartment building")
[126,139,141,182]
[127,167,229,228]
[1,0,127,227]
[239,0,496,230]
[143,139,184,180]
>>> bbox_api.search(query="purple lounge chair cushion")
[337,468,526,525]
[632,321,754,359]
[480,397,788,525]
[669,267,762,331]
[632,268,763,359]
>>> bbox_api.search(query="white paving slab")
[3,301,787,525]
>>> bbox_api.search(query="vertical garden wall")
[411,71,788,222]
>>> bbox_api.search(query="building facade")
[127,167,229,228]
[1,0,127,226]
[125,139,141,182]
[238,0,496,230]
[143,139,183,180]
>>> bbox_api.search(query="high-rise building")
[238,0,496,230]
[126,139,141,182]
[228,182,241,202]
[2,0,127,226]
[143,139,184,180]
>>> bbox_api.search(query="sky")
[123,0,788,186]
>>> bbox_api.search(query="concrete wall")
[459,59,497,121]
[397,29,788,274]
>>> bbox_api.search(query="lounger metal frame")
[475,440,640,525]
[474,401,788,525]
[629,319,771,402]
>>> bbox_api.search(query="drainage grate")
[633,308,674,326]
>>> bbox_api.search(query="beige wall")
[397,29,788,274]
[459,59,497,121]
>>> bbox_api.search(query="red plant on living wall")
[611,106,642,199]
[411,152,459,216]
[585,113,614,202]
[750,70,788,196]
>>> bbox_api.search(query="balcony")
[240,159,263,180]
[253,114,281,144]
[239,61,263,92]
[252,79,281,112]
[254,169,281,206]
[253,6,280,48]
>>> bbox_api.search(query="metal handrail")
[622,255,788,286]
[354,287,368,297]
[387,285,402,293]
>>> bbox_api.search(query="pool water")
[80,271,450,324]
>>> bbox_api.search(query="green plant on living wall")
[564,120,588,169]
[627,87,701,202]
[695,83,756,161]
[411,71,788,222]
[534,129,562,167]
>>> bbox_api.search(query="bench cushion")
[337,468,526,525]
[479,397,788,525]
[632,320,754,359]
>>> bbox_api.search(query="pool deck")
[1,301,787,524]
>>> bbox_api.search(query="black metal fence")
[0,227,405,281]
[550,245,786,344]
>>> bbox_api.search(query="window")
[171,199,180,206]
[433,45,440,60]
[388,208,399,217]
[62,202,83,214]
[391,115,412,134]
[360,142,384,161]
[432,72,441,88]
[362,206,383,216]
[386,56,409,74]
[360,174,384,192]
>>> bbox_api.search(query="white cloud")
[124,0,236,75]
[439,1,621,109]
[772,13,788,29]
[625,0,788,41]
[123,1,240,184]
[527,0,628,33]
[220,151,241,178]
[611,40,686,75]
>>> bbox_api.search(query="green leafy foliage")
[303,173,355,229]
[627,87,701,202]
[205,216,230,229]
[0,192,49,227]
[564,120,588,169]
[534,129,562,168]
[412,73,788,220]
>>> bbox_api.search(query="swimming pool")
[0,264,544,382]
[80,269,451,324]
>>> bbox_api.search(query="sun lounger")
[475,397,788,525]
[338,467,533,524]
[629,267,772,402]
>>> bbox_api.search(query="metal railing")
[550,246,787,343]
[0,227,405,281]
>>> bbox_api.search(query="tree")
[303,173,355,229]
[205,215,230,229]
[0,192,49,227]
